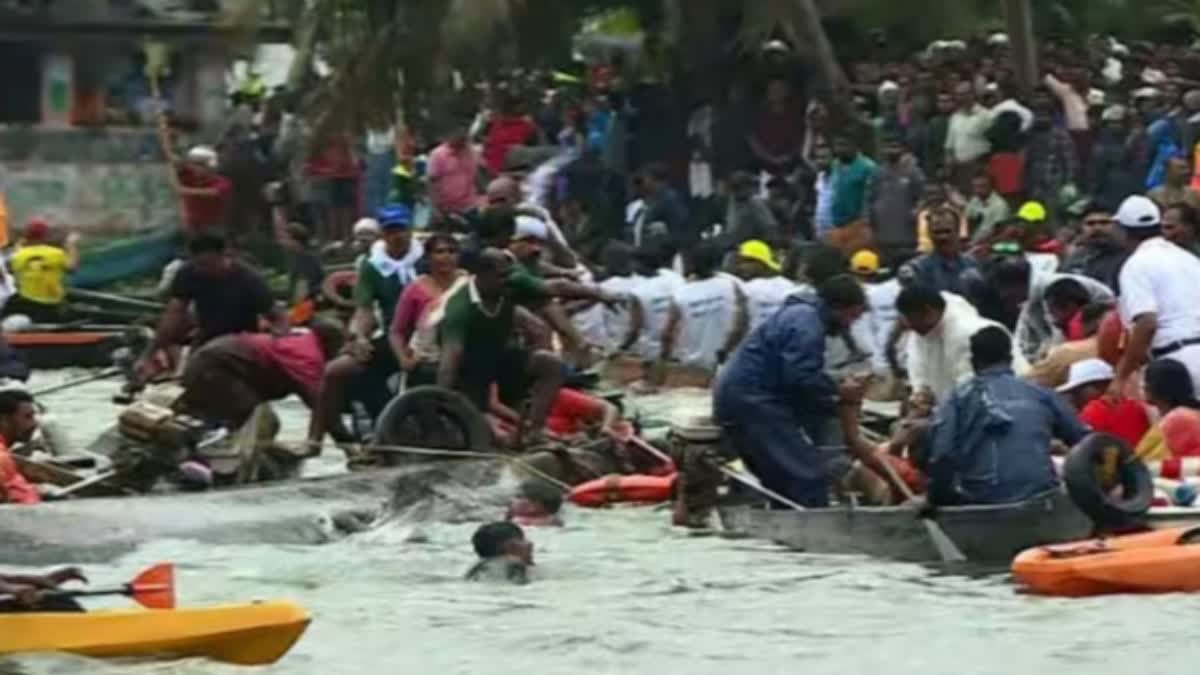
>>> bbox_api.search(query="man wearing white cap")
[1058,358,1151,448]
[177,145,231,237]
[1110,195,1200,401]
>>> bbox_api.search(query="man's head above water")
[472,521,533,564]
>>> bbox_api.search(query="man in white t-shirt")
[850,250,902,376]
[735,239,797,332]
[572,242,642,354]
[663,242,748,371]
[627,241,684,361]
[1111,195,1200,398]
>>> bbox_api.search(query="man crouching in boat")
[172,319,345,480]
[924,327,1089,506]
[715,275,903,508]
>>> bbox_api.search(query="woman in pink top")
[390,234,464,387]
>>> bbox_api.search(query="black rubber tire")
[321,270,358,309]
[1063,433,1153,530]
[374,386,493,458]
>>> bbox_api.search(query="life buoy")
[321,270,357,309]
[1063,433,1153,531]
[568,473,678,508]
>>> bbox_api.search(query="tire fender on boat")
[1062,433,1153,530]
[374,385,493,453]
[321,270,358,309]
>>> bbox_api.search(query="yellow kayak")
[0,600,310,666]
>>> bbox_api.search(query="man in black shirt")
[136,234,284,381]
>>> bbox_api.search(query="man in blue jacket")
[714,275,868,507]
[926,326,1089,505]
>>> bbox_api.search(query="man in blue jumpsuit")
[714,275,868,507]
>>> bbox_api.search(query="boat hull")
[0,601,310,666]
[717,491,1099,563]
[0,459,504,565]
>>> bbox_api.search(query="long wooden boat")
[70,229,180,289]
[8,324,146,369]
[0,459,504,566]
[717,492,1200,564]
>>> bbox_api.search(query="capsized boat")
[1012,527,1200,597]
[0,600,309,666]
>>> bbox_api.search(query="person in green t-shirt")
[437,248,567,448]
[307,204,423,453]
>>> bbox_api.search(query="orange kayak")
[1012,528,1200,597]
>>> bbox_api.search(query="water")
[11,374,1200,674]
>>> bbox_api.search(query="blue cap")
[376,203,413,231]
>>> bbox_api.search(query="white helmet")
[1115,195,1161,229]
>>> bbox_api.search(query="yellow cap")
[850,249,880,275]
[1017,201,1047,222]
[738,240,781,272]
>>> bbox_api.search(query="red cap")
[24,218,50,242]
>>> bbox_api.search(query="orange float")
[568,474,677,508]
[1097,310,1127,366]
[1012,528,1200,597]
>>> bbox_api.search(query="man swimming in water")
[506,480,564,527]
[465,521,534,585]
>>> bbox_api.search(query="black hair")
[896,284,946,315]
[518,480,563,515]
[803,244,849,286]
[188,234,227,256]
[472,521,525,559]
[425,233,460,253]
[0,389,34,416]
[687,241,723,278]
[476,207,517,245]
[1145,358,1200,409]
[1044,278,1091,309]
[969,326,1013,370]
[989,256,1031,289]
[602,241,635,277]
[817,274,867,310]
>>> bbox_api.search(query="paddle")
[18,564,177,610]
[879,459,967,563]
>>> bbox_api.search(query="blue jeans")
[365,151,396,214]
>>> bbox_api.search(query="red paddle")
[21,564,176,610]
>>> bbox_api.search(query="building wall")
[0,128,178,236]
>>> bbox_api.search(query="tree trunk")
[285,5,320,92]
[788,0,868,142]
[1004,0,1038,96]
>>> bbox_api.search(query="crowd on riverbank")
[7,31,1200,590]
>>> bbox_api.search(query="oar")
[32,368,123,397]
[879,459,966,563]
[3,563,175,610]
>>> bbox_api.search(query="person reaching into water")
[137,234,284,383]
[465,521,534,585]
[0,566,87,613]
[714,275,869,508]
[926,327,1089,506]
